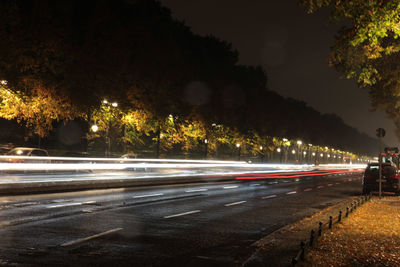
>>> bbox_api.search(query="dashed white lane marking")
[317,185,324,189]
[327,184,333,186]
[223,186,239,189]
[262,194,277,199]
[286,191,297,195]
[283,180,290,183]
[268,182,278,184]
[60,228,123,247]
[185,189,208,193]
[250,184,261,186]
[164,210,201,219]
[133,193,164,198]
[47,201,95,209]
[336,182,341,185]
[304,188,313,192]
[224,201,247,207]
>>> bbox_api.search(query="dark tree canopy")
[0,0,379,155]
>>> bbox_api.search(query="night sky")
[160,0,397,146]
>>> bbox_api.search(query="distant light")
[303,151,306,155]
[212,123,216,127]
[320,153,323,157]
[334,155,336,158]
[160,133,164,138]
[0,80,7,85]
[327,154,331,158]
[297,140,302,145]
[112,102,118,107]
[103,99,108,104]
[277,148,281,153]
[204,139,208,144]
[325,146,328,150]
[309,144,312,146]
[236,143,241,148]
[91,125,98,132]
[292,149,296,154]
[283,138,288,142]
[312,152,316,156]
[260,146,263,150]
[16,150,23,155]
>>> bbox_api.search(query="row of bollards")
[292,194,371,266]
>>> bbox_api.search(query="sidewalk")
[243,196,361,266]
[302,196,400,266]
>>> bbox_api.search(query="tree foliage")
[300,0,400,139]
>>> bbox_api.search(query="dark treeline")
[0,0,378,156]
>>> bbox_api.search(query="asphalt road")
[0,172,362,266]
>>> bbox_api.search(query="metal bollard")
[338,210,342,222]
[318,222,322,236]
[345,207,349,217]
[310,229,315,246]
[329,216,333,229]
[300,241,305,261]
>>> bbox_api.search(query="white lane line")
[60,228,123,247]
[250,184,261,187]
[224,201,247,207]
[327,184,333,186]
[304,188,313,192]
[223,186,239,189]
[317,185,324,189]
[268,182,278,184]
[262,194,277,199]
[185,189,208,193]
[164,210,201,219]
[133,193,164,199]
[47,201,96,209]
[286,191,297,195]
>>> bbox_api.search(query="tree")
[300,0,400,139]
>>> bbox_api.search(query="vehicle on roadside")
[5,147,49,163]
[362,162,400,194]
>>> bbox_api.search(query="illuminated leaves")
[307,197,400,266]
[0,83,79,137]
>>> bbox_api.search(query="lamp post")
[102,100,118,158]
[236,143,241,161]
[297,140,302,164]
[204,138,208,159]
[308,144,312,164]
[259,146,264,163]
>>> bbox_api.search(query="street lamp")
[0,80,7,85]
[204,139,208,159]
[259,146,264,163]
[102,100,118,157]
[91,124,98,132]
[236,143,241,161]
[297,140,302,164]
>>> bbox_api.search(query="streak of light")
[163,210,201,218]
[223,185,239,189]
[132,193,164,198]
[286,191,297,195]
[235,169,363,180]
[185,189,208,193]
[224,201,247,206]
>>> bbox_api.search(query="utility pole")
[376,128,386,199]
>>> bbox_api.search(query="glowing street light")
[236,143,241,161]
[0,80,7,85]
[91,124,98,132]
[277,148,281,153]
[283,138,288,142]
[112,102,118,107]
[103,99,108,104]
[292,149,296,154]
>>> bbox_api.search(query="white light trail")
[132,193,164,198]
[224,201,246,206]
